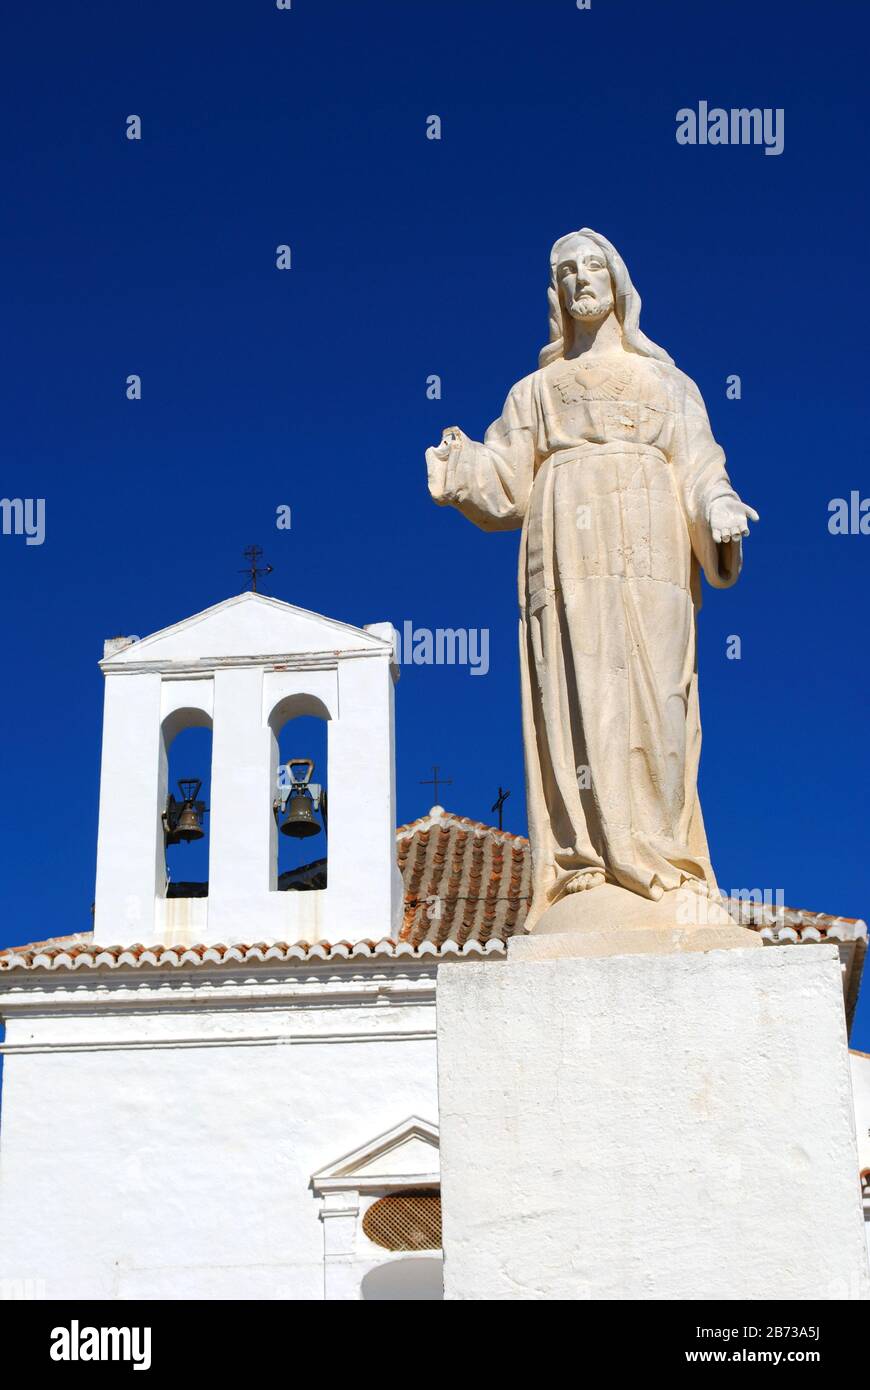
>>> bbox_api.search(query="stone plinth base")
[437,941,869,1300]
[511,923,760,959]
[531,880,740,936]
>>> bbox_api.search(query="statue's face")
[555,236,614,326]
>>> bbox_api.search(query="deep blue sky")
[1,1,868,1040]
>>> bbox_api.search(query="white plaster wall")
[160,679,214,730]
[850,1050,870,1262]
[93,674,164,944]
[0,966,437,1300]
[438,946,870,1301]
[156,896,209,940]
[327,654,403,940]
[2,957,865,1301]
[207,665,274,936]
[851,1051,870,1172]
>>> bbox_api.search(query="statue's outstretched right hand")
[708,494,760,544]
[426,426,464,503]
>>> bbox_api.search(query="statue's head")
[554,233,615,329]
[539,228,673,368]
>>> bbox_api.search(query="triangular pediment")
[311,1116,440,1193]
[101,592,392,668]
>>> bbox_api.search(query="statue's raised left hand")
[708,494,759,544]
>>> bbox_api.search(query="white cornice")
[1,1026,436,1056]
[0,964,439,1014]
[100,647,389,676]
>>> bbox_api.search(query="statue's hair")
[539,228,673,368]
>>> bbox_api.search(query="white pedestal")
[437,939,870,1300]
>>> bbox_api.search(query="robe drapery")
[434,350,742,930]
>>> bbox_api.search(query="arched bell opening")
[160,708,213,899]
[268,695,329,892]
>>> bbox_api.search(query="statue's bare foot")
[680,875,711,897]
[564,869,606,894]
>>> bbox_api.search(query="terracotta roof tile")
[0,937,508,971]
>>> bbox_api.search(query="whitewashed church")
[0,592,867,1300]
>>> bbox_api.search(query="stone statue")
[427,229,758,934]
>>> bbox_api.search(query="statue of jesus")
[427,229,758,933]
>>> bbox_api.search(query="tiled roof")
[0,809,866,981]
[0,936,507,971]
[397,806,531,949]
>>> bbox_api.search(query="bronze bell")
[174,800,205,842]
[280,788,321,838]
[164,778,206,845]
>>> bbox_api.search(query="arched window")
[161,708,213,899]
[268,695,329,892]
[360,1191,443,1300]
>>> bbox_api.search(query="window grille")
[362,1191,442,1251]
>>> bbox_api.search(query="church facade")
[0,594,866,1300]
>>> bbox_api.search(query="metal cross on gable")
[420,765,452,805]
[239,545,273,593]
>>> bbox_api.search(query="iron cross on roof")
[240,545,273,593]
[420,765,452,806]
[491,786,511,831]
